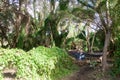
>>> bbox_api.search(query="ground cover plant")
[0,46,78,80]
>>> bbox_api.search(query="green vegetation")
[112,32,120,76]
[0,46,78,80]
[0,0,120,79]
[112,50,120,77]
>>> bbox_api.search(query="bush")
[112,34,120,77]
[112,51,120,77]
[0,46,78,80]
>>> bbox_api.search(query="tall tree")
[77,0,118,72]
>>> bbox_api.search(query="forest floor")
[2,59,120,80]
[60,60,119,80]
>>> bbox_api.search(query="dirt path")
[60,63,119,80]
[61,65,95,80]
[66,50,119,80]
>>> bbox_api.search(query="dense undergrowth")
[112,50,120,77]
[0,46,78,80]
[111,33,120,77]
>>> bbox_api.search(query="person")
[78,49,85,60]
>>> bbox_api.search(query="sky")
[9,0,19,5]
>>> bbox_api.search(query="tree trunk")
[86,25,91,53]
[102,30,111,72]
[12,14,22,48]
[102,0,112,72]
[90,32,96,53]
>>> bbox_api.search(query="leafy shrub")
[0,46,78,80]
[112,34,120,77]
[112,51,120,77]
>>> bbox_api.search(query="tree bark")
[102,0,112,72]
[90,32,96,53]
[102,30,111,72]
